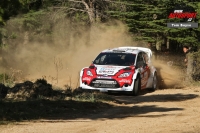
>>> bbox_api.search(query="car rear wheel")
[132,76,141,96]
[150,72,157,91]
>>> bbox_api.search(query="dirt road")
[1,50,197,133]
[1,87,200,133]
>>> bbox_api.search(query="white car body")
[79,46,157,95]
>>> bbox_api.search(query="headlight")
[87,70,93,76]
[118,72,131,78]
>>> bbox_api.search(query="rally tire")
[149,72,158,91]
[132,75,141,96]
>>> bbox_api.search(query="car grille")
[89,79,120,88]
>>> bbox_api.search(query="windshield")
[93,52,136,66]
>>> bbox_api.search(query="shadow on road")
[0,92,198,123]
[112,93,199,104]
[89,104,184,120]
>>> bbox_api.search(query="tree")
[52,0,110,45]
[107,0,200,52]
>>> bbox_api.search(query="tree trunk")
[83,0,96,46]
[166,38,169,49]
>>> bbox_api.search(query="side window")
[136,52,145,68]
[94,54,106,64]
[142,52,149,64]
[101,55,106,62]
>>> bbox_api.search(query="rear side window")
[136,52,145,68]
[142,52,149,64]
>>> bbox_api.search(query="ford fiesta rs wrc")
[79,47,157,96]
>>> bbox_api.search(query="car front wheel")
[132,76,141,96]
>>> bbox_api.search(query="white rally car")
[79,46,157,96]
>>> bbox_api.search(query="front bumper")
[80,81,134,92]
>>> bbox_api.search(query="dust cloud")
[152,59,184,89]
[0,15,182,89]
[1,18,143,88]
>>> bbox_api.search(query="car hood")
[94,65,127,75]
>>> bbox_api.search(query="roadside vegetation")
[0,78,115,124]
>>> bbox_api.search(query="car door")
[142,52,151,81]
[136,52,150,89]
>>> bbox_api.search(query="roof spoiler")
[118,47,152,58]
[112,49,126,52]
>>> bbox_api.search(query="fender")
[80,67,88,77]
[132,69,140,79]
[80,67,89,85]
[150,66,157,77]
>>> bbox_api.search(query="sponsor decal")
[106,66,116,68]
[95,84,115,88]
[97,76,112,79]
[99,67,115,74]
[99,71,114,74]
[92,80,117,84]
[100,67,116,71]
[118,79,131,83]
[82,77,91,81]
